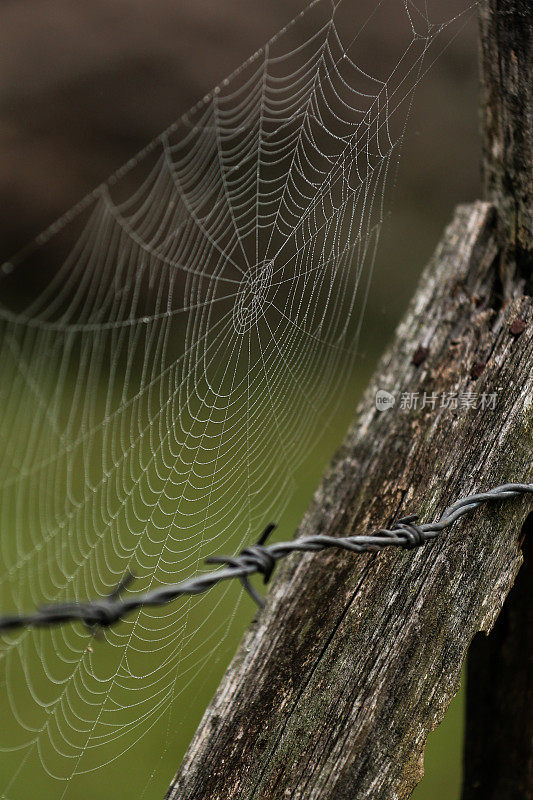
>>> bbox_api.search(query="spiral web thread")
[0,1,475,797]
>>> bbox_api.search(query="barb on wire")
[0,483,531,635]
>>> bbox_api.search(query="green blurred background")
[0,1,479,798]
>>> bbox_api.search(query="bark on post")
[166,3,532,798]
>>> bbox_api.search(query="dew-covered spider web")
[0,1,476,798]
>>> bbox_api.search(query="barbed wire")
[0,482,531,635]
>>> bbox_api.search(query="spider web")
[0,1,475,797]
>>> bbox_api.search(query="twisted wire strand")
[0,482,531,634]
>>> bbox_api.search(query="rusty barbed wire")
[0,482,531,635]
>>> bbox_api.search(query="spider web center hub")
[233,259,274,335]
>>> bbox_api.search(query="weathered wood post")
[166,2,532,798]
[463,2,532,798]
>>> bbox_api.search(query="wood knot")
[509,318,527,337]
[412,346,429,367]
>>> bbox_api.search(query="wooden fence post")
[165,3,532,798]
[462,2,532,798]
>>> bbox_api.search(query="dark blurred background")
[0,1,480,797]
